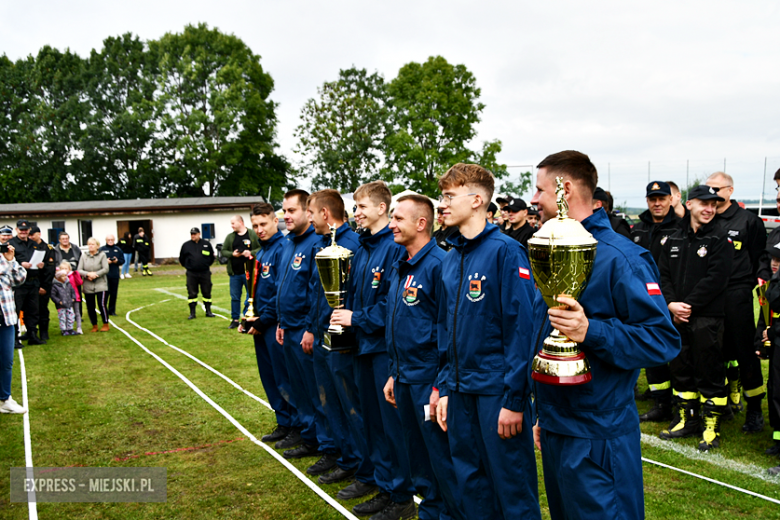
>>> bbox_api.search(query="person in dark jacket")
[100,235,125,317]
[178,228,215,319]
[756,168,780,284]
[330,181,416,520]
[631,181,682,422]
[504,198,535,247]
[432,207,458,252]
[530,151,680,519]
[119,231,134,279]
[133,228,152,276]
[10,220,46,346]
[305,191,374,499]
[658,185,733,451]
[435,164,541,520]
[383,195,463,520]
[756,242,780,471]
[593,187,632,239]
[29,226,56,341]
[706,172,767,431]
[219,216,261,328]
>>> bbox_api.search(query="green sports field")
[1,266,779,519]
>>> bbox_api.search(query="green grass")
[0,266,779,519]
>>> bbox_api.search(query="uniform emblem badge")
[652,183,660,190]
[660,236,668,246]
[371,267,384,288]
[292,254,304,270]
[404,287,418,304]
[634,236,641,243]
[403,275,421,306]
[467,273,486,302]
[261,264,271,278]
[697,246,708,257]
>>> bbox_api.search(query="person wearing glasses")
[705,172,767,434]
[757,167,780,283]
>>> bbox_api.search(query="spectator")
[58,261,83,335]
[54,231,82,272]
[527,207,540,229]
[219,215,260,329]
[487,201,499,224]
[100,235,124,316]
[50,270,77,336]
[9,220,46,346]
[505,199,535,247]
[118,231,134,279]
[77,238,110,333]
[0,240,27,413]
[133,228,152,276]
[757,242,780,474]
[756,168,780,284]
[592,187,632,239]
[432,207,458,252]
[0,226,12,245]
[29,226,56,341]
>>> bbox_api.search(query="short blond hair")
[58,261,71,272]
[87,237,100,247]
[354,180,392,209]
[438,163,495,202]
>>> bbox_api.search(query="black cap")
[0,225,12,236]
[687,185,724,202]
[190,227,200,234]
[527,207,539,216]
[766,241,780,258]
[593,187,609,202]
[29,225,41,235]
[646,181,672,197]
[496,196,513,205]
[487,202,498,215]
[16,219,30,230]
[506,199,528,212]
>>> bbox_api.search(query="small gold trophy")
[756,282,771,349]
[528,177,598,385]
[240,258,260,334]
[315,225,357,352]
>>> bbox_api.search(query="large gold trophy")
[240,258,260,333]
[528,177,598,385]
[316,225,357,352]
[756,282,772,350]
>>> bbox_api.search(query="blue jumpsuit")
[438,224,541,520]
[533,209,681,519]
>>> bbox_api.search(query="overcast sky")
[2,1,779,207]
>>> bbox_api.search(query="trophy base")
[531,349,592,386]
[323,326,357,353]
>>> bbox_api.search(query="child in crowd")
[758,243,780,475]
[59,261,83,335]
[51,270,77,336]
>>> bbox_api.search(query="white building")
[0,197,266,262]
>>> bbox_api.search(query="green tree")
[497,170,533,201]
[382,56,503,196]
[294,67,389,193]
[149,23,289,198]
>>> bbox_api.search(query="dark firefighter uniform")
[534,209,680,519]
[10,223,47,345]
[711,198,766,429]
[757,245,780,456]
[631,193,682,422]
[179,231,215,318]
[134,233,152,276]
[658,188,733,451]
[37,238,57,340]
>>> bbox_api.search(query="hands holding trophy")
[528,177,598,385]
[316,225,357,352]
[756,281,772,356]
[240,259,260,334]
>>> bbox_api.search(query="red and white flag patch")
[519,267,530,279]
[646,282,661,296]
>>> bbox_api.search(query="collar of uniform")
[395,238,437,274]
[320,221,353,247]
[261,231,284,248]
[358,223,393,249]
[581,208,612,235]
[449,222,499,252]
[638,207,679,227]
[718,200,739,220]
[291,225,315,243]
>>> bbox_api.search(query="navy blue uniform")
[252,231,298,431]
[346,224,414,504]
[533,209,681,520]
[438,223,540,520]
[387,238,463,520]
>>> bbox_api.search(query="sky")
[2,1,780,207]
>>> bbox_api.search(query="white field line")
[153,288,232,319]
[19,350,39,520]
[124,303,271,410]
[110,313,361,520]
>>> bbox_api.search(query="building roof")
[0,196,266,218]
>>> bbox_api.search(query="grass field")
[1,265,780,519]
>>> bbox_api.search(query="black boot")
[640,392,673,422]
[27,329,46,345]
[188,302,197,320]
[743,395,765,433]
[204,303,215,318]
[659,397,700,439]
[40,320,49,341]
[699,399,725,451]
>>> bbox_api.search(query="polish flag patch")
[646,282,661,296]
[519,267,530,279]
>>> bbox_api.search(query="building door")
[116,219,155,263]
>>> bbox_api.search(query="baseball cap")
[487,202,498,215]
[496,196,513,205]
[0,225,13,236]
[593,187,609,202]
[527,207,539,216]
[766,241,780,258]
[29,225,41,235]
[190,227,200,234]
[646,181,672,197]
[687,185,724,202]
[505,199,528,212]
[16,219,30,230]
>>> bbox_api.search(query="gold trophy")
[316,224,357,352]
[528,177,598,385]
[240,258,260,334]
[756,282,771,350]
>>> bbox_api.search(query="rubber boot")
[188,302,197,320]
[640,391,673,422]
[27,329,46,345]
[727,363,743,414]
[204,303,215,318]
[39,320,49,341]
[742,394,765,433]
[659,397,700,439]
[144,265,153,276]
[699,399,725,451]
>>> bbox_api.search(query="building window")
[49,221,66,244]
[79,220,93,247]
[202,223,216,240]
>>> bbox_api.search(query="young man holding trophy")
[434,164,541,520]
[529,151,680,520]
[330,182,416,520]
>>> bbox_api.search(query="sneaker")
[0,397,27,414]
[274,429,302,450]
[125,274,132,279]
[319,466,358,485]
[76,328,83,335]
[369,499,416,520]
[283,443,319,459]
[334,478,374,500]
[306,453,338,475]
[261,425,290,443]
[352,492,392,516]
[742,410,765,433]
[120,274,125,279]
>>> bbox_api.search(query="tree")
[497,170,533,201]
[294,67,389,193]
[149,23,289,198]
[382,56,503,196]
